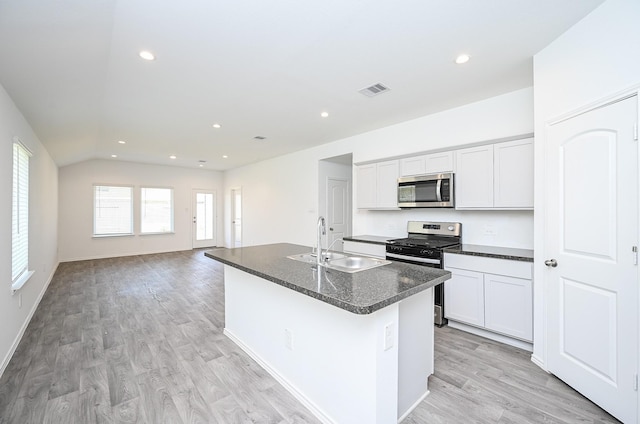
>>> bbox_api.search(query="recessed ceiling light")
[321,112,329,118]
[199,164,204,167]
[212,123,221,129]
[169,155,177,159]
[111,154,117,158]
[223,155,228,159]
[118,140,126,144]
[139,50,155,61]
[455,54,470,64]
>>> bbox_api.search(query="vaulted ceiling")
[0,0,603,170]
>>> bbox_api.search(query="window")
[93,185,133,236]
[141,187,173,234]
[12,139,32,290]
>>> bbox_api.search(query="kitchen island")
[205,243,451,424]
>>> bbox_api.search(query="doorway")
[192,190,216,248]
[544,94,638,423]
[319,154,353,251]
[230,187,242,248]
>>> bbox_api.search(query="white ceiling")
[0,0,603,171]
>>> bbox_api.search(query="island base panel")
[223,265,434,424]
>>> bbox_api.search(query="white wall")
[0,83,58,376]
[58,160,224,261]
[224,87,534,250]
[532,0,640,365]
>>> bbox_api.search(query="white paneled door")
[327,178,349,251]
[545,95,638,423]
[230,188,242,248]
[193,190,216,248]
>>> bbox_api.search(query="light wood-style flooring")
[0,249,619,423]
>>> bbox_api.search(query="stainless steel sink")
[287,252,347,264]
[326,256,391,273]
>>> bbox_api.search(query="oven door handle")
[386,253,441,265]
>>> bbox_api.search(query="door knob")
[545,259,558,267]
[329,227,334,231]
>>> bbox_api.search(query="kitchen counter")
[205,242,450,314]
[443,244,534,262]
[205,242,446,422]
[343,234,396,245]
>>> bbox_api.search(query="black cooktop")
[387,234,460,249]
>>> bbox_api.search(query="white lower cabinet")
[443,268,485,327]
[444,253,533,348]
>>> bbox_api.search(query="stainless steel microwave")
[397,172,454,208]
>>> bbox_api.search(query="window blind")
[94,185,133,235]
[12,141,31,282]
[141,187,173,233]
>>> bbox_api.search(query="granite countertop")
[443,244,534,262]
[343,235,396,245]
[205,243,450,315]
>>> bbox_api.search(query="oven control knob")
[420,249,433,255]
[448,225,454,231]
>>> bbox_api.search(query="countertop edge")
[443,245,534,262]
[204,249,449,315]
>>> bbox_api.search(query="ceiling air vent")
[358,83,390,97]
[253,136,267,140]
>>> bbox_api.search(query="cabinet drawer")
[443,253,532,279]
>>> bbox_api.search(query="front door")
[327,178,349,251]
[192,190,216,248]
[545,95,638,423]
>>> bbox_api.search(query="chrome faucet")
[316,216,326,267]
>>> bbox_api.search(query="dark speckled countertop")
[343,235,396,245]
[205,243,450,315]
[443,244,534,262]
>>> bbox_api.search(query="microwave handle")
[436,179,442,202]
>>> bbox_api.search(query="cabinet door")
[400,156,426,177]
[443,268,485,327]
[424,151,454,173]
[376,160,399,208]
[484,273,532,341]
[356,164,377,209]
[454,145,494,209]
[493,138,534,209]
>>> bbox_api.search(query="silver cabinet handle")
[545,259,558,267]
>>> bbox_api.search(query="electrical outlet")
[284,329,294,351]
[384,323,394,351]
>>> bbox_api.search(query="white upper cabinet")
[455,145,494,208]
[493,138,534,208]
[356,160,399,209]
[400,151,454,176]
[455,137,533,210]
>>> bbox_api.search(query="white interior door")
[230,188,242,248]
[192,190,216,248]
[326,178,349,251]
[545,95,638,423]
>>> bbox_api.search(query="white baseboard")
[223,328,336,424]
[447,320,533,352]
[530,354,547,372]
[398,389,430,423]
[59,248,194,263]
[0,261,59,378]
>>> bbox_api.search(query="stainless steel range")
[386,221,462,326]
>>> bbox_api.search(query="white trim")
[447,320,533,352]
[59,248,194,263]
[530,354,547,372]
[224,328,336,424]
[11,269,34,294]
[397,389,430,423]
[0,262,58,379]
